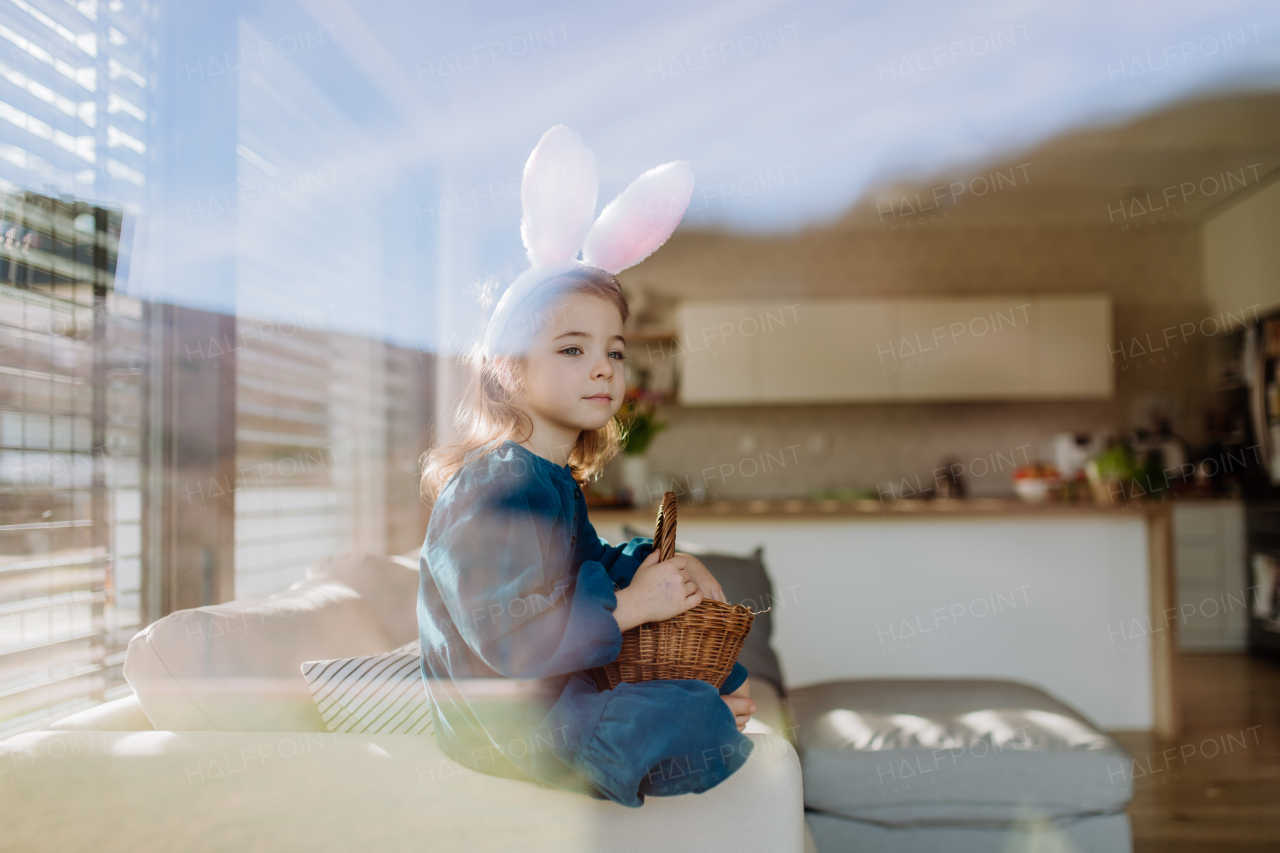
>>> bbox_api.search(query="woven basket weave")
[587,492,757,691]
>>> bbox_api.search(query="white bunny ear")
[520,125,598,268]
[581,160,694,274]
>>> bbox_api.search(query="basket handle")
[650,491,775,617]
[653,491,678,561]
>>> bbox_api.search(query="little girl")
[417,264,757,807]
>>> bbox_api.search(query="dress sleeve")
[579,517,653,589]
[426,466,623,679]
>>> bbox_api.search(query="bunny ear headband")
[482,125,695,358]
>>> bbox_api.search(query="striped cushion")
[300,640,433,735]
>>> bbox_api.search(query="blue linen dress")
[417,440,752,807]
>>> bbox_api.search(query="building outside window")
[0,2,435,736]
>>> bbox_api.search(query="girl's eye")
[560,346,583,356]
[608,350,626,360]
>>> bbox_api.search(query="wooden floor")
[1110,653,1280,853]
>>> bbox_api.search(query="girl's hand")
[723,681,755,732]
[676,552,726,603]
[613,551,701,632]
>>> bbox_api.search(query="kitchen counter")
[591,496,1175,521]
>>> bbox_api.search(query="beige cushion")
[45,695,155,732]
[123,578,394,732]
[307,551,420,646]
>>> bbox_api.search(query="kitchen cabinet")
[674,300,760,404]
[676,295,1113,404]
[757,299,896,402]
[1034,296,1114,397]
[895,298,1037,400]
[1173,500,1248,651]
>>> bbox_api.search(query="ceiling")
[836,90,1280,230]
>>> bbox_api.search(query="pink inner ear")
[582,161,694,274]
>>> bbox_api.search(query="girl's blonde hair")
[419,265,630,503]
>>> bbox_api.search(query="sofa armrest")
[0,730,805,853]
[44,695,154,732]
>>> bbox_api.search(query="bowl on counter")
[1013,478,1059,503]
[1012,463,1061,503]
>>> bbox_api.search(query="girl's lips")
[585,394,613,402]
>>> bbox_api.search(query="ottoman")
[789,679,1133,853]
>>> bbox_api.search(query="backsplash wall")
[608,223,1233,501]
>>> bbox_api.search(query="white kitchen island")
[593,498,1177,736]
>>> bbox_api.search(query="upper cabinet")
[757,299,897,402]
[895,298,1037,400]
[675,295,1113,405]
[1033,296,1114,397]
[671,300,761,404]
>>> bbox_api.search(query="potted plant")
[616,385,667,506]
[1085,442,1137,504]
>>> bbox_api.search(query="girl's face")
[518,292,626,436]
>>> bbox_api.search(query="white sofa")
[0,551,810,853]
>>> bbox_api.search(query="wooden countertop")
[589,496,1180,521]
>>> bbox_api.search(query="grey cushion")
[622,527,786,694]
[789,679,1133,828]
[806,810,1132,853]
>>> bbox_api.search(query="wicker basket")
[587,492,757,691]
